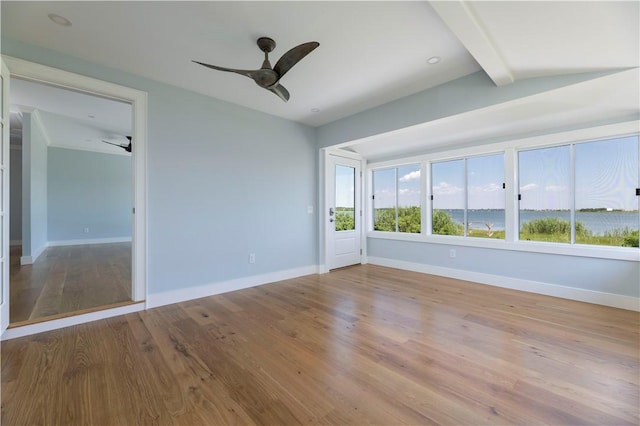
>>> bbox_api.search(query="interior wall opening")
[8,77,134,326]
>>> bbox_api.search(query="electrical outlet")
[249,253,256,264]
[449,249,456,258]
[84,227,89,233]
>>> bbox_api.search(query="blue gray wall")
[21,112,48,259]
[9,147,22,242]
[3,38,318,295]
[3,37,636,302]
[368,239,639,298]
[317,69,625,149]
[316,70,639,300]
[47,147,131,242]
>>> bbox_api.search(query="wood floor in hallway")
[2,264,638,425]
[9,242,132,324]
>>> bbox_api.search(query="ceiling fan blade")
[102,139,130,152]
[192,60,259,80]
[268,83,290,102]
[273,42,319,79]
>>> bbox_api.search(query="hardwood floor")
[2,264,638,425]
[9,243,132,324]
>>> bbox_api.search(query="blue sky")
[520,136,638,211]
[373,164,421,208]
[370,135,639,211]
[336,165,355,208]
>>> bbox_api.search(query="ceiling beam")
[430,1,514,86]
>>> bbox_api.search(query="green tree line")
[340,207,639,247]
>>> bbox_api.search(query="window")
[372,164,421,233]
[518,146,572,243]
[467,155,506,238]
[367,123,639,258]
[575,136,639,247]
[518,135,639,247]
[431,154,505,238]
[335,165,356,231]
[431,160,464,235]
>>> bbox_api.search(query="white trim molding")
[368,256,640,312]
[19,238,132,264]
[20,243,46,265]
[147,265,318,309]
[48,237,132,247]
[2,55,148,305]
[1,302,145,341]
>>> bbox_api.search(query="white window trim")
[366,121,640,262]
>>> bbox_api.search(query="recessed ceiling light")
[48,13,72,27]
[311,108,320,113]
[427,56,441,65]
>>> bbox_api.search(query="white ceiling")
[2,1,638,157]
[2,1,482,127]
[10,78,132,156]
[345,68,640,161]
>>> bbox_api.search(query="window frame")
[366,121,640,262]
[370,163,422,234]
[430,152,506,238]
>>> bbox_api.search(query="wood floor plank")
[9,243,132,324]
[2,264,639,425]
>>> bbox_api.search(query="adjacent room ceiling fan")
[102,136,132,153]
[193,37,319,102]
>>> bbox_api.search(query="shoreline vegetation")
[335,207,639,248]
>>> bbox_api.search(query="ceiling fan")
[102,136,132,153]
[193,37,319,102]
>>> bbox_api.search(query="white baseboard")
[47,237,132,247]
[147,265,318,309]
[367,256,640,312]
[19,239,131,264]
[20,243,46,265]
[1,302,146,341]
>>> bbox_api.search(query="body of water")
[441,209,639,235]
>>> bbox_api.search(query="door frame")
[321,148,365,272]
[1,58,10,333]
[1,56,147,333]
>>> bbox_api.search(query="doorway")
[9,78,134,324]
[1,56,147,335]
[325,152,363,270]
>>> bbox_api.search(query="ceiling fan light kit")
[193,37,319,102]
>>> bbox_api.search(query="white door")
[0,58,10,333]
[327,154,361,270]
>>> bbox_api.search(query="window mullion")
[505,148,517,242]
[394,168,399,233]
[464,158,468,237]
[424,161,430,236]
[570,144,576,244]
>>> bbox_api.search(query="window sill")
[367,231,640,261]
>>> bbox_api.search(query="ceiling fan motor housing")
[257,37,276,53]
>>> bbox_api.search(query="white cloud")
[545,185,567,192]
[520,183,538,191]
[469,182,501,194]
[399,170,420,182]
[433,181,463,195]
